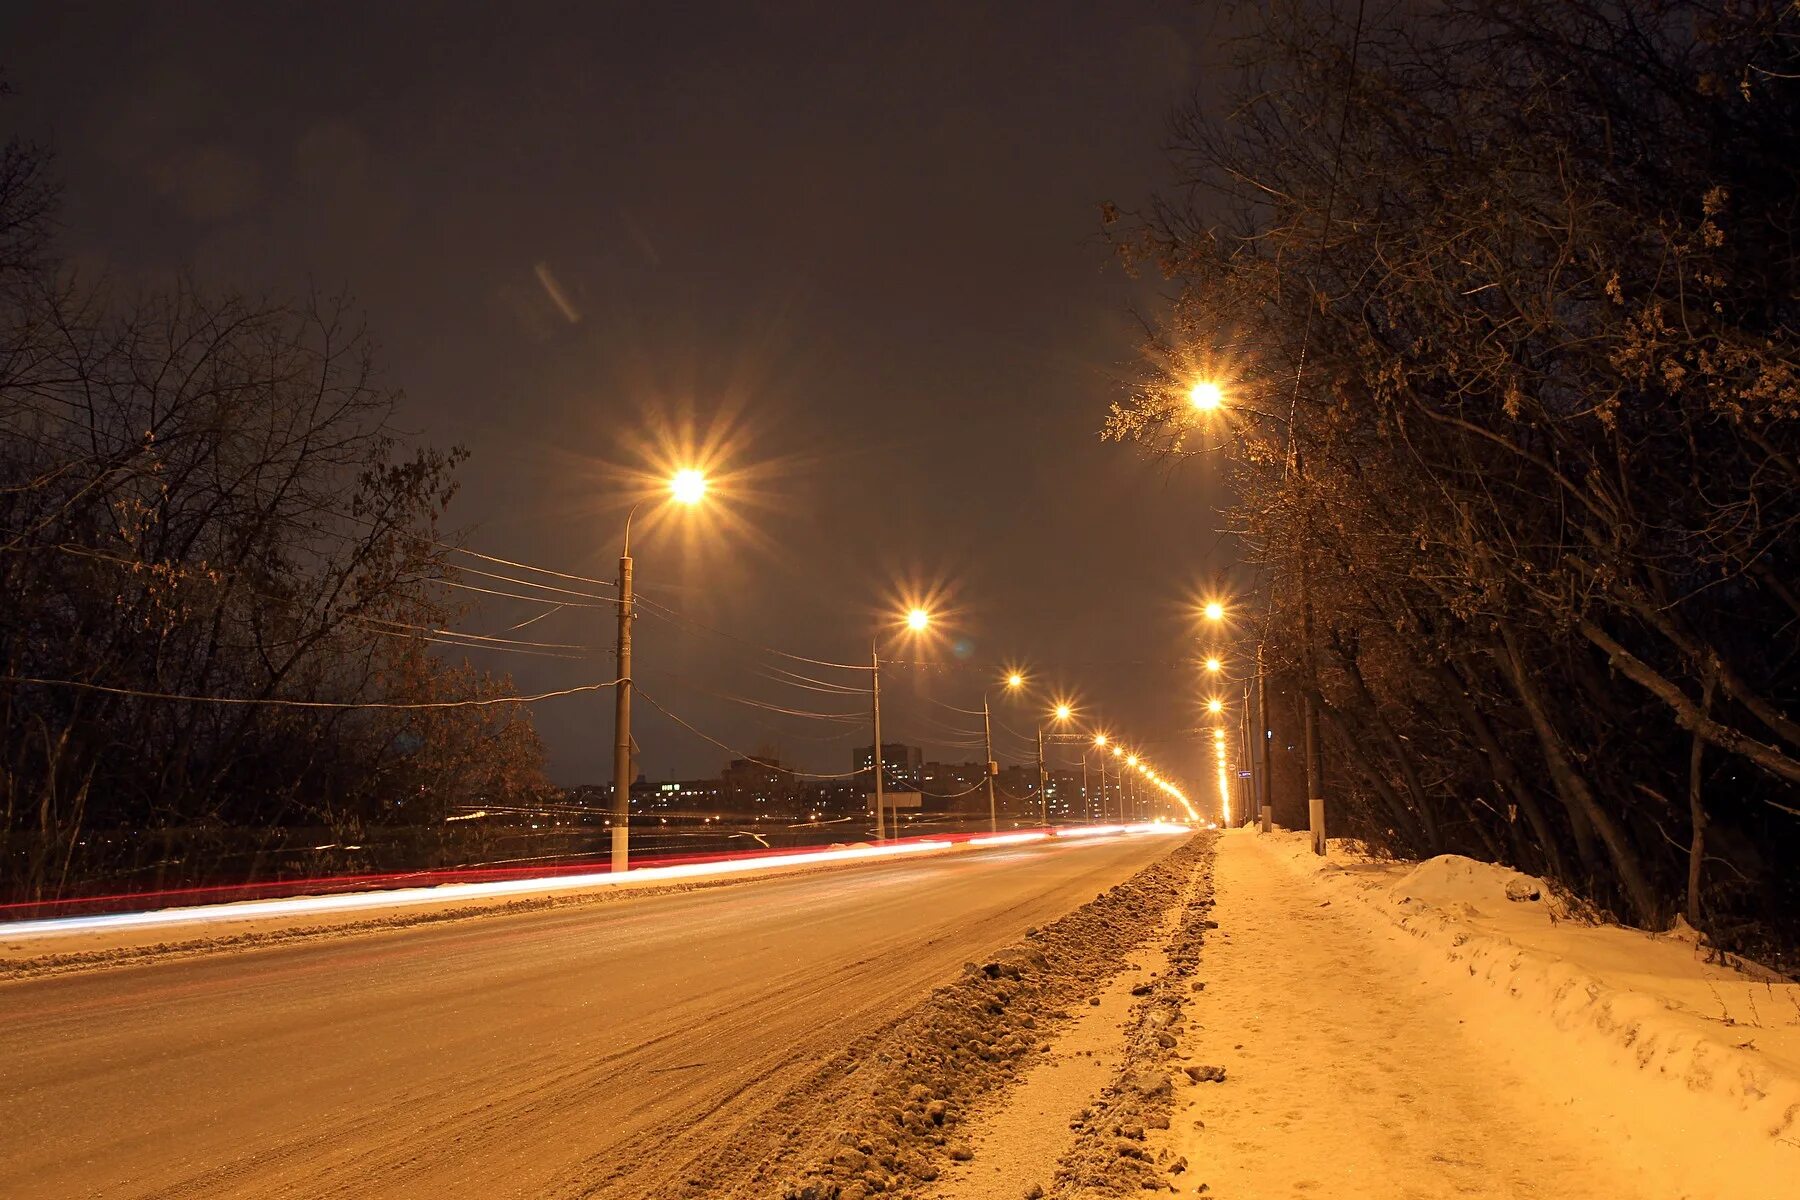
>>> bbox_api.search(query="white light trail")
[968,832,1051,847]
[3,840,952,939]
[1,822,1191,941]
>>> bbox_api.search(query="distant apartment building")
[852,743,923,788]
[720,756,802,815]
[916,760,990,815]
[644,779,723,813]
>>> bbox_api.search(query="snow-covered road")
[0,833,1177,1199]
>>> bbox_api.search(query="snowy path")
[1167,832,1677,1199]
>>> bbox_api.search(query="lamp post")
[612,469,708,873]
[982,672,1024,833]
[1035,702,1072,828]
[1101,744,1116,820]
[1191,381,1325,854]
[870,606,930,841]
[1099,745,1112,820]
[1086,732,1109,822]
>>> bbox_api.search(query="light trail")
[1,822,1190,940]
[967,832,1050,847]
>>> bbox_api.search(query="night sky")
[5,2,1241,791]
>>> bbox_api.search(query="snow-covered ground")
[1161,829,1800,1198]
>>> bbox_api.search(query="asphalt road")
[0,833,1178,1199]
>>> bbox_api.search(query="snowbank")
[1259,829,1800,1181]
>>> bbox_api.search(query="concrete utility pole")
[1257,642,1273,831]
[610,510,638,875]
[982,696,998,833]
[871,639,884,842]
[1035,726,1048,828]
[1298,488,1326,856]
[607,471,706,875]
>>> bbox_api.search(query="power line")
[0,675,621,709]
[633,596,872,672]
[6,535,610,663]
[756,663,871,696]
[644,671,864,722]
[634,688,868,779]
[360,617,605,653]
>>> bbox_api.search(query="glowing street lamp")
[1207,698,1224,716]
[871,604,933,841]
[1034,701,1075,828]
[612,469,709,873]
[980,668,1026,835]
[1204,656,1222,674]
[1202,600,1225,622]
[1084,731,1112,822]
[1189,380,1224,412]
[669,468,708,506]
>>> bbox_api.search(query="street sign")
[866,790,923,811]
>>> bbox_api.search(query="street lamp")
[1036,701,1074,828]
[1204,656,1222,674]
[611,469,708,873]
[669,468,707,505]
[1202,600,1225,623]
[1207,697,1224,716]
[1189,380,1323,853]
[1189,380,1225,412]
[979,670,1025,834]
[1087,733,1109,821]
[870,605,931,841]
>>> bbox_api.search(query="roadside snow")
[1159,829,1799,1199]
[1376,846,1800,1080]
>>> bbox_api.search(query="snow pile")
[764,836,1212,1200]
[1388,854,1548,911]
[1050,853,1217,1197]
[1264,831,1800,1181]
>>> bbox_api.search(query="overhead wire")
[5,534,611,664]
[0,675,622,709]
[632,594,872,672]
[507,605,566,631]
[640,671,864,722]
[634,688,867,779]
[756,663,871,695]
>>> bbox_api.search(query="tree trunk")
[1686,672,1717,932]
[1315,691,1432,853]
[1331,641,1443,852]
[1497,620,1662,926]
[1439,656,1569,881]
